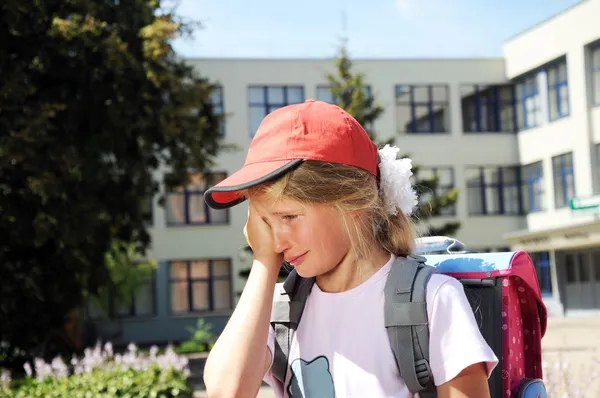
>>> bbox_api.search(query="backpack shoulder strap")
[270,269,315,384]
[384,254,438,397]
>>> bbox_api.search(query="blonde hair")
[245,160,415,260]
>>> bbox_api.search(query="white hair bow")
[378,144,418,216]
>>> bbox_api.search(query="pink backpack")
[419,237,548,397]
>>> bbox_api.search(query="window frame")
[395,84,450,134]
[113,273,157,318]
[521,161,545,213]
[460,83,517,133]
[466,166,523,216]
[551,152,575,208]
[166,171,230,227]
[212,85,226,137]
[515,74,540,131]
[530,251,552,297]
[248,85,305,137]
[86,270,157,320]
[168,258,233,315]
[415,166,456,216]
[546,58,569,121]
[595,143,600,194]
[591,42,600,106]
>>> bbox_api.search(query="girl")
[202,99,498,398]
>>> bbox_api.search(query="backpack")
[269,236,549,398]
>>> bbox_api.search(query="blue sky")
[172,0,583,59]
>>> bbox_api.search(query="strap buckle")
[415,359,432,387]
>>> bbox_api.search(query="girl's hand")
[243,204,283,269]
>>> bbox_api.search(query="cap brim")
[204,159,304,209]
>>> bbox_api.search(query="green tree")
[88,240,157,320]
[326,46,387,144]
[0,0,223,369]
[324,45,460,237]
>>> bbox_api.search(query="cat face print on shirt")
[287,356,335,398]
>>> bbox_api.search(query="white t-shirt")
[264,255,498,397]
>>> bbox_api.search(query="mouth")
[285,252,308,266]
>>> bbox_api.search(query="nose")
[272,227,291,254]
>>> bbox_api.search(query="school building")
[90,0,600,346]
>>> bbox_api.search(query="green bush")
[1,342,193,397]
[5,365,192,397]
[175,318,215,354]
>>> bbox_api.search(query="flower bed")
[1,342,192,397]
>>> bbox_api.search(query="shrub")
[175,318,215,354]
[1,342,192,397]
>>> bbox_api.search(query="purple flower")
[14,339,191,383]
[0,368,11,388]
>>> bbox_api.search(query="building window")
[521,161,545,213]
[169,259,232,314]
[211,86,226,136]
[552,152,575,208]
[114,274,157,318]
[530,251,552,296]
[166,172,229,226]
[142,196,153,226]
[248,86,304,136]
[316,85,372,104]
[415,167,456,216]
[595,143,600,194]
[395,85,450,133]
[87,271,157,319]
[515,75,540,130]
[460,84,517,133]
[547,59,569,120]
[466,166,522,215]
[591,43,600,106]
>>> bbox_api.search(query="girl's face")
[250,195,352,278]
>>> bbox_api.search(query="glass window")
[166,172,229,225]
[169,259,232,314]
[466,166,523,215]
[552,152,575,208]
[248,86,305,136]
[460,84,517,133]
[395,85,450,133]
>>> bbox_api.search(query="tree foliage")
[0,0,223,369]
[325,46,386,144]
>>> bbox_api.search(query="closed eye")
[282,214,298,221]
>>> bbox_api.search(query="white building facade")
[91,0,600,346]
[502,0,600,316]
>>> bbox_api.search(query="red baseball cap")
[204,99,378,209]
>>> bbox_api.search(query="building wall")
[91,1,600,345]
[503,0,600,232]
[93,57,528,344]
[184,56,525,284]
[502,0,600,316]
